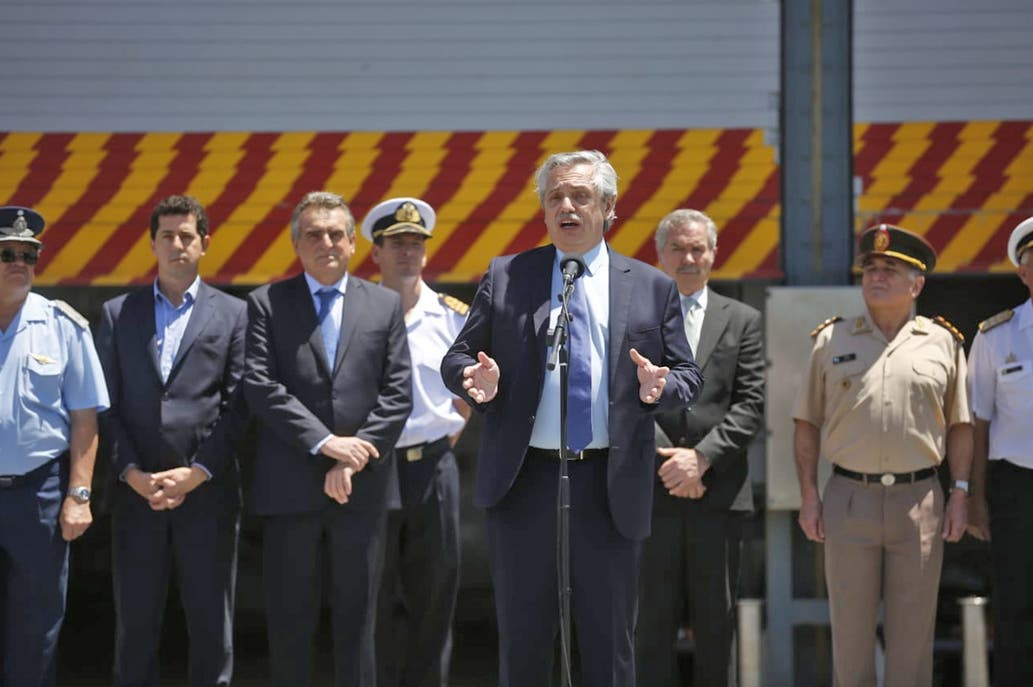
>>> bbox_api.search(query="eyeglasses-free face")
[0,248,40,265]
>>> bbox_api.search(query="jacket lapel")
[167,282,215,381]
[531,246,557,370]
[129,288,161,380]
[332,278,362,375]
[607,246,633,388]
[693,288,730,369]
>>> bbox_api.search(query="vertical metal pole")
[959,596,990,687]
[738,598,764,687]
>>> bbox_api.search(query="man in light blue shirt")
[97,195,247,687]
[0,205,109,687]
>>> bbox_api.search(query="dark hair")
[149,195,209,240]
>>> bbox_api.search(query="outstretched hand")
[462,351,500,403]
[629,348,669,404]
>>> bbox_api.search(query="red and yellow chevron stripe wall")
[1,121,1030,286]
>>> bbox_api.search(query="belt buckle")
[880,473,896,486]
[405,446,423,462]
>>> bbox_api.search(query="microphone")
[548,256,586,371]
[560,256,586,285]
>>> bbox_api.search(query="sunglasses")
[0,248,40,265]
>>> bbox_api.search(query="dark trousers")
[263,503,387,687]
[485,451,639,687]
[377,448,460,687]
[0,459,68,687]
[636,496,742,687]
[111,481,240,687]
[989,459,1033,686]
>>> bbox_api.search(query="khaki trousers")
[822,472,943,687]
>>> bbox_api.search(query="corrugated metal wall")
[1,0,779,132]
[854,0,1033,123]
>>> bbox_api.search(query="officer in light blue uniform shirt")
[0,205,109,687]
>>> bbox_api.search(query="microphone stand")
[547,275,576,687]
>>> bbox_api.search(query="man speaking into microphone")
[441,149,702,687]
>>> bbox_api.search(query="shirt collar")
[682,285,707,311]
[304,272,348,297]
[556,239,608,277]
[153,275,201,308]
[1017,298,1033,330]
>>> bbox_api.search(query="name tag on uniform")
[1002,363,1025,376]
[832,353,856,365]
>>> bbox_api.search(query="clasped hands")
[658,447,710,499]
[321,435,379,505]
[460,347,670,405]
[126,465,209,511]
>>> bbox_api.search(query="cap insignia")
[13,211,28,234]
[395,202,421,224]
[873,225,890,252]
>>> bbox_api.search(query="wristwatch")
[951,479,970,495]
[68,486,92,504]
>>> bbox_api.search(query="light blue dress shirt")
[154,277,200,384]
[0,293,110,475]
[529,240,611,450]
[304,272,348,454]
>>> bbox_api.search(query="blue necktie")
[565,279,593,453]
[316,288,339,364]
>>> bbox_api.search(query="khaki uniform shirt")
[794,311,970,473]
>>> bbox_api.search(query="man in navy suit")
[441,150,703,687]
[97,195,248,687]
[243,191,412,687]
[636,209,765,687]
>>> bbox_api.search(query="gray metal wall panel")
[854,0,1033,122]
[1,0,779,132]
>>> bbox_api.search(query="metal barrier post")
[959,596,989,687]
[738,598,764,687]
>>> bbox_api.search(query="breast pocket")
[912,358,948,397]
[23,355,63,405]
[997,360,1032,413]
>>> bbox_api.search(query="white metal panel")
[855,0,1033,123]
[0,0,779,132]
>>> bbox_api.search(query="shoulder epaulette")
[933,315,964,344]
[810,316,841,338]
[978,309,1014,333]
[52,300,89,329]
[438,293,469,316]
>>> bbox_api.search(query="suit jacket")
[97,281,248,486]
[243,272,412,516]
[655,288,764,513]
[440,244,703,541]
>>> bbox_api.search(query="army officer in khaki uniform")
[793,224,972,687]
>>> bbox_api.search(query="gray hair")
[654,209,718,252]
[290,191,356,242]
[534,150,618,229]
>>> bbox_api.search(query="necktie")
[316,287,337,325]
[684,298,702,355]
[565,280,593,453]
[316,288,339,364]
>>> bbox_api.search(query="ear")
[911,273,926,298]
[370,243,382,266]
[200,233,211,255]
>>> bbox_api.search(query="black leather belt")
[834,464,936,486]
[0,456,62,488]
[397,435,451,463]
[526,447,609,461]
